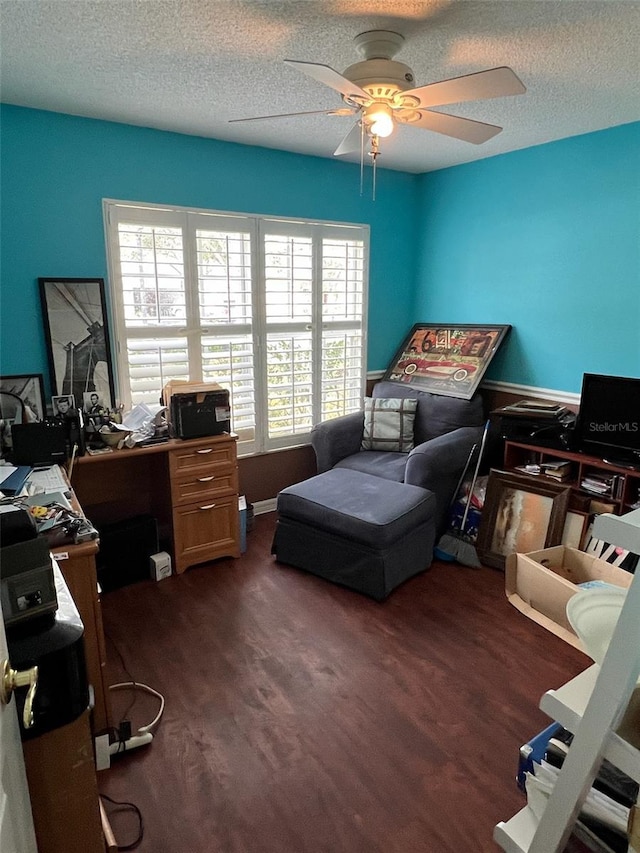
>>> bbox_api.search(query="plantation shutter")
[320,234,365,422]
[105,201,368,456]
[195,222,256,447]
[114,214,191,404]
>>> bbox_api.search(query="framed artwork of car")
[383,323,511,399]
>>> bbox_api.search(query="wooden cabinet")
[504,440,640,515]
[169,434,240,574]
[494,511,640,852]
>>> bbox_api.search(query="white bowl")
[566,586,628,664]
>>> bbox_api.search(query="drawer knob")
[197,476,215,482]
[196,448,213,455]
[198,503,216,510]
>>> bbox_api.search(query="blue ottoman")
[272,469,436,601]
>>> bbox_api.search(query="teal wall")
[415,122,640,393]
[0,105,419,387]
[1,106,639,397]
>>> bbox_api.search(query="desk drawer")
[169,439,236,476]
[172,467,238,506]
[173,493,240,574]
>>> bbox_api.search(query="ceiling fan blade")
[284,60,370,101]
[333,122,363,157]
[403,67,526,108]
[229,107,355,123]
[398,110,502,144]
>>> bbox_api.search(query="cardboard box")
[161,380,226,407]
[505,545,632,650]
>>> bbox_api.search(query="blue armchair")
[310,381,485,535]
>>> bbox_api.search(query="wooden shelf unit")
[504,441,640,514]
[495,509,640,853]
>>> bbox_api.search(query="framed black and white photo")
[39,277,116,411]
[52,394,76,418]
[82,390,106,415]
[0,373,46,422]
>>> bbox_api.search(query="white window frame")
[103,199,369,456]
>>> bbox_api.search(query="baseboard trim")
[253,497,277,515]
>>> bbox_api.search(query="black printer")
[163,381,231,439]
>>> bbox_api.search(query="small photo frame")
[52,394,76,417]
[83,391,106,415]
[476,469,571,570]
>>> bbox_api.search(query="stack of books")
[515,460,573,481]
[580,472,625,499]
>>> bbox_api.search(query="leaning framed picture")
[476,469,571,570]
[39,277,116,411]
[383,323,511,399]
[561,509,590,550]
[0,373,46,422]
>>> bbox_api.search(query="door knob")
[1,659,38,729]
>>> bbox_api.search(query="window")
[104,201,368,455]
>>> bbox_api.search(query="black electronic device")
[6,572,88,740]
[487,406,576,468]
[576,373,640,466]
[10,420,67,466]
[63,407,86,458]
[170,388,231,439]
[96,514,159,591]
[0,536,58,628]
[0,505,38,546]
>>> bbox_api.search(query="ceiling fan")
[230,29,526,164]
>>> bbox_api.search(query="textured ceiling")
[1,1,639,173]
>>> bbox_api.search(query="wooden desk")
[72,434,240,574]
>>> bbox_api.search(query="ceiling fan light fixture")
[365,103,394,137]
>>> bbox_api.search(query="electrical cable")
[105,631,138,722]
[100,793,144,851]
[103,631,165,756]
[109,681,165,735]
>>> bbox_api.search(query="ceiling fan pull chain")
[372,149,377,202]
[359,121,365,196]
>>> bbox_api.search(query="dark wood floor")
[99,513,592,852]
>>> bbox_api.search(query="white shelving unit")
[495,510,640,853]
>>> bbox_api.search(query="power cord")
[100,793,144,850]
[108,681,165,755]
[105,631,139,724]
[103,631,165,756]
